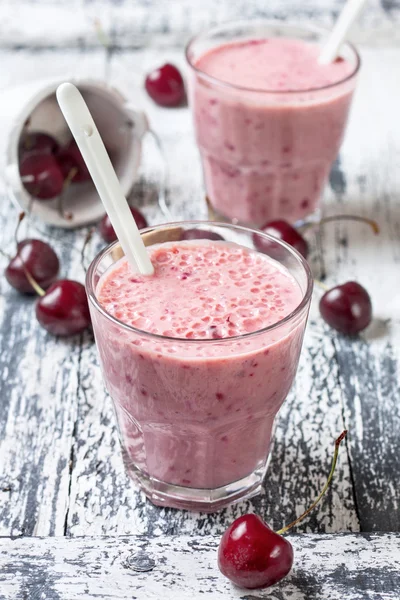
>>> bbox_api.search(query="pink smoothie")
[93,240,307,504]
[190,37,357,225]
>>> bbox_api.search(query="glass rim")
[185,19,361,95]
[86,221,313,344]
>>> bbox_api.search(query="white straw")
[318,0,367,65]
[56,82,154,275]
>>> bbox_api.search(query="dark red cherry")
[254,220,309,259]
[36,280,91,336]
[218,514,293,589]
[99,207,148,243]
[319,281,372,335]
[145,63,185,107]
[19,153,64,200]
[57,139,91,183]
[181,228,224,241]
[19,131,59,158]
[5,239,59,294]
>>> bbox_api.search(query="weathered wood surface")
[0,533,399,599]
[0,0,399,554]
[1,0,400,48]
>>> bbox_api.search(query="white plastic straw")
[56,82,154,275]
[318,0,367,65]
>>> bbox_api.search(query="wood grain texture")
[1,0,400,48]
[0,1,399,548]
[319,48,400,531]
[0,533,399,599]
[0,49,107,537]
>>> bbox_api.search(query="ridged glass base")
[122,449,272,512]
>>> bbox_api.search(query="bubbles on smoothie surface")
[97,241,302,339]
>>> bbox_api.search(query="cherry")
[19,131,59,158]
[218,431,347,589]
[254,220,309,259]
[19,153,64,200]
[218,514,293,589]
[99,207,148,243]
[319,281,372,335]
[145,63,185,107]
[5,239,59,294]
[57,139,91,183]
[181,228,224,241]
[36,280,91,336]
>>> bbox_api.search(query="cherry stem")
[58,167,77,221]
[15,212,45,297]
[276,430,348,535]
[0,248,12,261]
[81,227,95,274]
[302,214,379,236]
[63,167,78,191]
[94,18,111,48]
[205,195,218,222]
[314,279,329,292]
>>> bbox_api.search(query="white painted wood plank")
[0,533,399,599]
[0,0,399,48]
[0,49,107,537]
[0,12,399,543]
[316,47,400,529]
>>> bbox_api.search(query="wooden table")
[0,1,400,598]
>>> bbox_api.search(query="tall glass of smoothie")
[86,222,312,511]
[186,21,360,226]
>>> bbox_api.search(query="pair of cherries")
[5,215,90,337]
[254,218,374,335]
[4,203,151,336]
[19,131,91,202]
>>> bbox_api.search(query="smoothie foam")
[93,240,306,498]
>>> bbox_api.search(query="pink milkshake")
[87,223,312,511]
[186,22,360,226]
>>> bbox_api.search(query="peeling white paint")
[0,0,399,550]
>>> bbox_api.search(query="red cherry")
[19,153,64,200]
[218,514,293,589]
[145,63,185,107]
[36,280,91,336]
[254,220,309,259]
[5,239,59,294]
[19,132,59,158]
[57,139,91,183]
[99,207,148,243]
[181,228,224,241]
[319,281,372,335]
